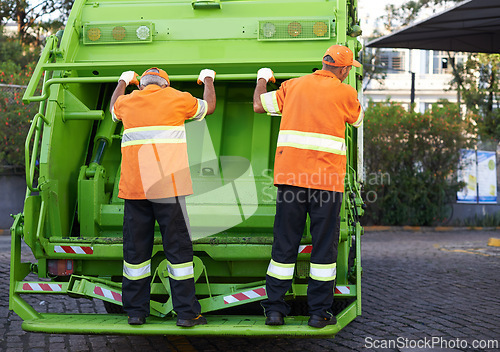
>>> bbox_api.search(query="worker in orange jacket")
[253,45,363,328]
[110,67,216,327]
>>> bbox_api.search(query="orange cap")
[323,45,361,68]
[141,67,170,85]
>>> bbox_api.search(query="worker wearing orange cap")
[110,67,216,327]
[253,45,363,328]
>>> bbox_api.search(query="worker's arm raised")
[109,71,139,114]
[198,69,216,115]
[253,68,275,113]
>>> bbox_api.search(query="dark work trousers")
[122,197,201,319]
[262,185,343,318]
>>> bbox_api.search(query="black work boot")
[128,316,146,325]
[177,314,207,327]
[308,314,337,328]
[265,311,284,326]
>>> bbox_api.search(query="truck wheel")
[103,300,125,314]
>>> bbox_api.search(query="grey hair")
[323,55,349,71]
[140,68,168,87]
[323,55,336,64]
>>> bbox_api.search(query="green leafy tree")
[449,54,500,142]
[0,1,71,173]
[363,100,475,226]
[0,0,72,45]
[0,29,40,173]
[0,23,39,65]
[361,47,387,91]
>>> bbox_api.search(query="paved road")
[1,230,499,351]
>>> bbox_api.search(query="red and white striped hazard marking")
[93,286,122,303]
[54,245,93,255]
[334,286,351,294]
[22,283,62,292]
[223,287,266,305]
[298,245,312,254]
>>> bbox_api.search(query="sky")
[358,0,461,39]
[358,0,408,38]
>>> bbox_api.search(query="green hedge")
[0,62,39,173]
[362,101,474,226]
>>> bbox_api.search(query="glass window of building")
[380,50,406,71]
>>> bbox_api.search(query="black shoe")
[177,314,207,327]
[265,311,284,326]
[128,316,146,325]
[308,314,337,328]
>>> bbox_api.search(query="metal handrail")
[25,68,50,193]
[25,112,44,193]
[22,73,304,103]
[22,35,57,104]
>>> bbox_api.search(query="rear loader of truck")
[9,0,364,337]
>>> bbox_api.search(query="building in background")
[363,47,466,113]
[358,1,466,113]
[2,22,18,37]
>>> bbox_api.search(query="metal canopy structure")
[367,0,500,53]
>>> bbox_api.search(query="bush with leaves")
[362,100,475,226]
[449,53,500,143]
[0,57,40,173]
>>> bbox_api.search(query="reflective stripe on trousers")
[310,262,336,281]
[167,261,194,280]
[123,259,151,280]
[266,259,295,280]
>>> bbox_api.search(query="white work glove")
[257,68,275,83]
[197,69,216,85]
[118,71,139,86]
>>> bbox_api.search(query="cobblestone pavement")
[1,230,499,352]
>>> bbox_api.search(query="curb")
[364,226,500,232]
[488,238,500,247]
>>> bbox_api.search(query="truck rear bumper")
[22,304,357,337]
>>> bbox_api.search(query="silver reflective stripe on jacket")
[121,126,186,147]
[260,91,281,116]
[111,106,120,123]
[277,130,347,155]
[189,99,208,121]
[353,108,364,127]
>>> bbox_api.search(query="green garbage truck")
[10,0,364,337]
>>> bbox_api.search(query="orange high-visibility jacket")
[112,85,208,199]
[260,70,363,192]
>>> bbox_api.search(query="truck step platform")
[22,314,343,337]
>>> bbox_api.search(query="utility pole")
[410,71,415,107]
